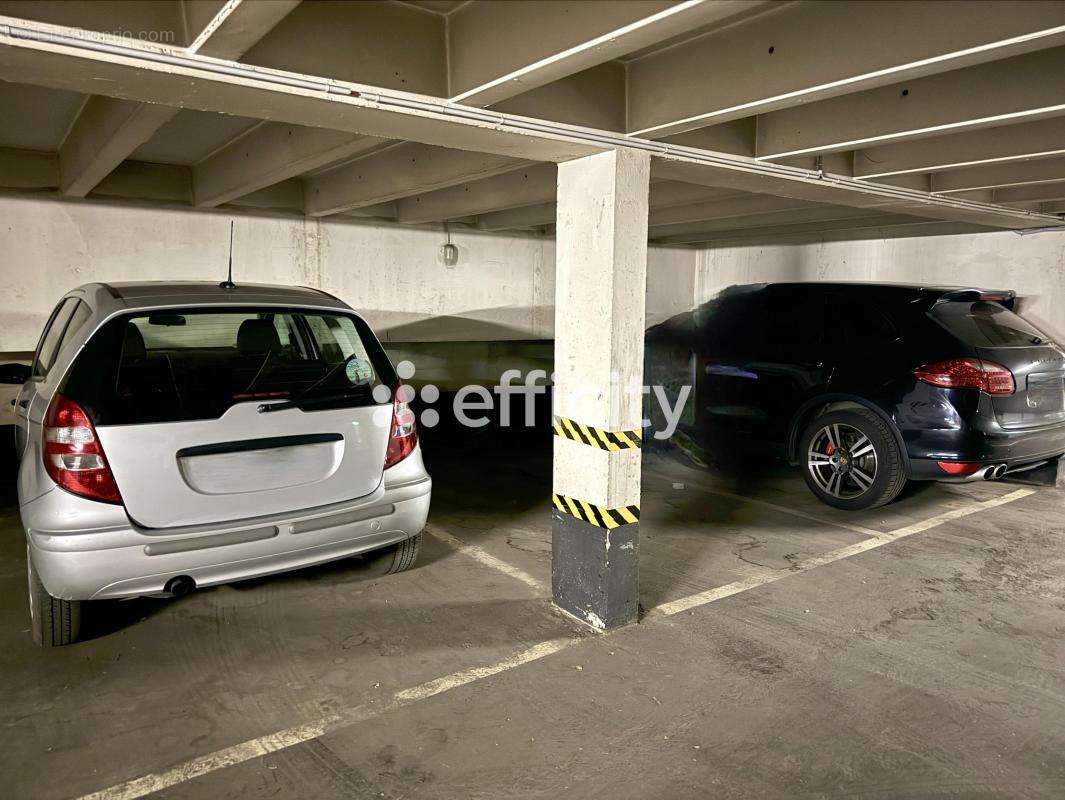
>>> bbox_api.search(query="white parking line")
[651,487,1035,616]
[692,486,883,538]
[426,524,547,592]
[74,488,1036,800]
[76,638,576,800]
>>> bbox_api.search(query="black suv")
[650,283,1065,510]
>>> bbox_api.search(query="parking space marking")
[77,637,576,800]
[74,489,1035,800]
[426,524,547,592]
[693,486,882,538]
[651,487,1035,616]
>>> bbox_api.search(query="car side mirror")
[0,363,32,385]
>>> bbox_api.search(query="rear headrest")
[121,323,146,361]
[237,319,281,355]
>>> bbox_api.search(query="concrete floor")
[2,432,1065,799]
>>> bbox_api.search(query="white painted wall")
[696,229,1065,341]
[0,194,695,351]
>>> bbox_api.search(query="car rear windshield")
[931,300,1052,348]
[62,307,398,425]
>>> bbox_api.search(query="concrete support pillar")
[552,148,650,631]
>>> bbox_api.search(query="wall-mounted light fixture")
[441,222,459,267]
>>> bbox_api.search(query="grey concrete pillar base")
[551,511,639,631]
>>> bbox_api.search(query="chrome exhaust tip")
[984,464,1007,480]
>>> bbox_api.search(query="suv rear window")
[932,301,1052,348]
[62,307,397,425]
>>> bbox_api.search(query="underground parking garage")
[1,0,1065,796]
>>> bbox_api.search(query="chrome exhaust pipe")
[983,464,1007,480]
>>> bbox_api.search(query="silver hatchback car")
[5,282,431,646]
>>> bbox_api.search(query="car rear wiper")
[257,354,360,413]
[258,390,370,413]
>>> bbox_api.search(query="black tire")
[799,408,907,511]
[363,533,422,575]
[27,548,82,647]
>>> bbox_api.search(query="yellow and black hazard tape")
[552,415,642,451]
[552,493,640,529]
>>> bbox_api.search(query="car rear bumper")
[905,419,1065,481]
[23,466,431,601]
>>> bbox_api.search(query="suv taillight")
[43,394,122,503]
[914,358,1015,395]
[383,390,417,469]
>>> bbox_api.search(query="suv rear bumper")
[905,419,1065,481]
[23,469,431,601]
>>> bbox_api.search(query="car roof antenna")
[219,220,237,289]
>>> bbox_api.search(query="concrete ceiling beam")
[993,180,1065,204]
[853,117,1065,179]
[650,205,872,238]
[474,182,746,231]
[448,0,770,107]
[652,213,933,245]
[304,145,528,216]
[0,17,601,162]
[195,39,624,212]
[930,156,1065,194]
[185,1,303,60]
[395,162,556,224]
[686,220,993,247]
[475,202,556,232]
[627,0,1065,138]
[755,46,1065,160]
[0,16,1059,232]
[647,193,810,227]
[651,153,1057,229]
[193,123,386,207]
[54,0,299,198]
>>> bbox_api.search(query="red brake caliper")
[824,441,836,455]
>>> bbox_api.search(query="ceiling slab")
[305,144,526,216]
[627,0,1065,137]
[755,46,1065,159]
[651,205,875,238]
[0,82,82,150]
[654,213,934,244]
[56,0,299,197]
[853,117,1065,179]
[931,156,1065,194]
[396,162,556,224]
[130,109,261,165]
[193,124,386,207]
[447,0,768,105]
[0,12,1061,234]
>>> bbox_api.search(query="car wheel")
[800,408,907,511]
[27,547,82,647]
[362,533,422,575]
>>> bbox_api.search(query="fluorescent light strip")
[857,149,1065,180]
[448,0,707,104]
[758,104,1065,162]
[933,176,1065,195]
[187,0,242,53]
[629,24,1065,138]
